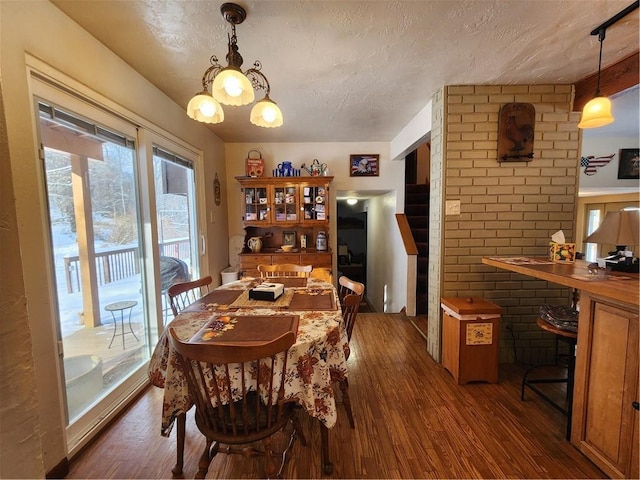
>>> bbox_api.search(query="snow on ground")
[51,222,147,337]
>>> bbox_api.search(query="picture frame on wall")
[350,154,379,176]
[617,148,640,179]
[283,231,296,247]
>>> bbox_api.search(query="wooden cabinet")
[572,292,639,479]
[236,176,333,277]
[272,184,301,224]
[238,176,331,227]
[481,257,640,478]
[441,297,502,385]
[239,252,332,278]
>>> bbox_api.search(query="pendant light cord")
[588,1,639,97]
[595,28,605,97]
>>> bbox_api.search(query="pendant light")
[186,3,283,128]
[578,29,614,128]
[578,1,639,129]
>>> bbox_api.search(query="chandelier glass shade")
[186,3,282,128]
[250,95,283,128]
[186,91,224,124]
[211,67,255,106]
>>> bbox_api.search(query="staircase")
[405,184,429,315]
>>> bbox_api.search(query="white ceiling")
[51,0,638,144]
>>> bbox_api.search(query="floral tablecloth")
[148,277,349,437]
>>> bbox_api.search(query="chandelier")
[186,3,283,128]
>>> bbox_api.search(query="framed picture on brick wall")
[617,148,640,179]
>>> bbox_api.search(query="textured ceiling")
[51,0,639,144]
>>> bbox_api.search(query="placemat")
[229,289,294,309]
[259,277,308,288]
[189,314,299,344]
[183,289,243,312]
[288,289,337,311]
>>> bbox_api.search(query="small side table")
[105,301,139,349]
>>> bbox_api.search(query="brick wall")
[429,84,582,364]
[428,87,444,357]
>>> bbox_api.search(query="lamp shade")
[211,68,254,106]
[250,96,283,128]
[186,93,224,124]
[584,210,640,248]
[578,96,614,129]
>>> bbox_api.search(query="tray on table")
[288,289,337,311]
[189,314,300,345]
[183,289,243,312]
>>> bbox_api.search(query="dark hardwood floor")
[66,313,604,479]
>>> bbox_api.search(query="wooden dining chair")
[338,275,365,310]
[167,275,213,317]
[337,275,365,428]
[168,327,307,479]
[310,267,332,283]
[166,275,214,477]
[159,256,191,323]
[258,263,313,278]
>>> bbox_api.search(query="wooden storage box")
[441,297,502,385]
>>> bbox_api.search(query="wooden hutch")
[236,176,333,278]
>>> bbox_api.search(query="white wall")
[1,0,227,474]
[366,192,408,313]
[225,142,396,234]
[391,100,433,161]
[224,142,410,310]
[0,78,45,480]
[580,134,640,190]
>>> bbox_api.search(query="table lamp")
[583,210,640,272]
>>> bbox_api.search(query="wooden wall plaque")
[497,103,535,162]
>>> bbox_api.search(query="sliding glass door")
[152,145,200,323]
[39,101,150,436]
[33,73,205,453]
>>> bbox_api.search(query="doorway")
[336,200,368,309]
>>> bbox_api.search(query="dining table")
[148,276,349,476]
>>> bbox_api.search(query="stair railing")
[395,214,419,316]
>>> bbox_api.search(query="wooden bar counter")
[482,257,639,479]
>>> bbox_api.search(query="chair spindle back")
[167,275,213,317]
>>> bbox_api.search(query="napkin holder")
[249,283,284,301]
[548,242,576,263]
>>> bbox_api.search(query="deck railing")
[63,238,190,293]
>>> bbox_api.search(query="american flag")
[581,153,615,176]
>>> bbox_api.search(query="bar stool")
[521,304,578,440]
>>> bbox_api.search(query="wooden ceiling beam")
[573,50,639,112]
